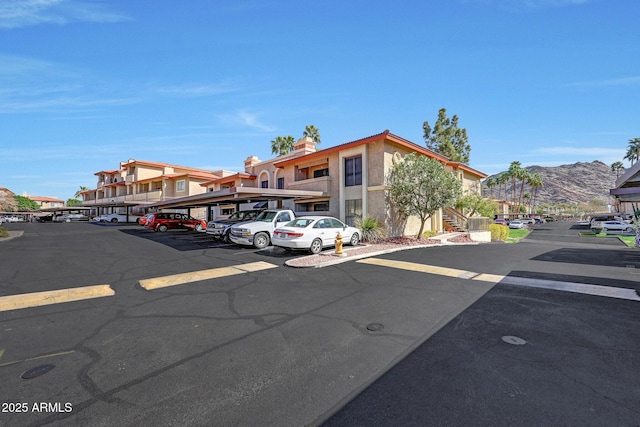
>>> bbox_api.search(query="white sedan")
[272,216,361,254]
[600,221,633,232]
[508,220,526,229]
[96,213,137,223]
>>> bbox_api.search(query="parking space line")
[357,258,478,279]
[139,261,278,290]
[501,276,640,301]
[472,273,506,283]
[0,350,75,368]
[357,258,640,301]
[0,285,114,312]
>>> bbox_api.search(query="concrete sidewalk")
[285,232,485,268]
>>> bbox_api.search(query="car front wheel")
[195,223,203,232]
[602,228,608,232]
[349,232,360,246]
[310,238,323,254]
[158,224,168,232]
[111,218,118,223]
[253,232,270,249]
[626,227,633,232]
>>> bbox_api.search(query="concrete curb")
[285,240,481,269]
[0,230,24,242]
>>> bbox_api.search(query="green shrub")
[490,224,509,241]
[0,227,8,238]
[355,216,386,243]
[421,230,437,238]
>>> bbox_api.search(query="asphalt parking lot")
[1,220,639,426]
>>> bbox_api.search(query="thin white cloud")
[0,0,131,29]
[0,54,143,112]
[154,81,242,97]
[565,76,640,87]
[216,110,277,133]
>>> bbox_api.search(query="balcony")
[287,176,331,193]
[123,190,163,203]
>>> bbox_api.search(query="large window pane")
[345,199,362,226]
[345,156,362,187]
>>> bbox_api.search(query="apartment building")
[26,195,65,209]
[80,159,233,219]
[154,130,487,236]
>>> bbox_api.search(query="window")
[313,168,329,178]
[344,156,362,187]
[345,199,362,226]
[277,212,292,222]
[176,180,186,192]
[277,177,284,189]
[313,202,329,212]
[261,180,268,188]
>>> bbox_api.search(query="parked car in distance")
[55,213,89,222]
[600,221,633,232]
[534,217,545,224]
[520,218,535,224]
[206,209,264,243]
[1,216,22,223]
[494,219,508,226]
[508,220,526,229]
[146,213,206,232]
[96,213,136,223]
[229,208,296,249]
[272,216,361,254]
[137,214,153,226]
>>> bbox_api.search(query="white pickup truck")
[229,208,295,249]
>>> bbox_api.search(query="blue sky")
[0,0,638,201]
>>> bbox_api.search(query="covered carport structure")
[610,161,640,216]
[148,186,325,221]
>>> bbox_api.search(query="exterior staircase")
[443,207,467,232]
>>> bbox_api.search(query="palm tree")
[610,161,625,178]
[507,161,522,210]
[74,186,89,200]
[484,177,496,198]
[624,137,640,165]
[270,135,295,156]
[523,192,531,213]
[516,168,531,214]
[303,125,321,145]
[527,173,543,212]
[497,172,509,200]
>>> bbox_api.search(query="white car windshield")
[255,211,277,222]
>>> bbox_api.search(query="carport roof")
[148,186,324,209]
[611,161,640,202]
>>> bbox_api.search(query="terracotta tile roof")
[199,172,256,186]
[28,196,65,202]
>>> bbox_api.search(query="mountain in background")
[482,160,620,206]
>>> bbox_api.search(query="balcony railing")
[287,176,331,193]
[93,190,165,205]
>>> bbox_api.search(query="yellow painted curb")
[0,285,114,312]
[139,261,278,290]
